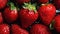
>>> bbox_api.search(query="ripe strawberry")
[11,24,29,34]
[15,0,30,4]
[0,24,10,34]
[54,15,60,32]
[4,2,18,23]
[53,0,60,9]
[38,4,56,25]
[0,12,3,24]
[30,24,51,34]
[0,0,8,9]
[38,0,48,3]
[19,3,38,28]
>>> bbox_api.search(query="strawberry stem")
[23,3,37,13]
[7,2,16,10]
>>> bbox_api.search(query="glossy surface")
[19,8,38,28]
[4,7,18,23]
[11,24,29,34]
[0,24,10,34]
[38,4,56,25]
[30,24,51,34]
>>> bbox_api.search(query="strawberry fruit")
[4,2,18,23]
[54,15,60,32]
[38,0,49,4]
[0,0,8,9]
[19,3,38,28]
[30,24,51,34]
[0,12,3,24]
[0,24,10,34]
[11,24,29,34]
[38,4,56,25]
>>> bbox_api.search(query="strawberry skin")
[38,4,56,25]
[19,8,38,28]
[53,0,60,9]
[19,3,38,28]
[11,24,29,34]
[16,0,30,4]
[4,3,18,23]
[30,24,51,34]
[0,12,3,24]
[38,0,48,3]
[0,24,10,34]
[4,7,18,23]
[54,15,60,32]
[0,0,8,9]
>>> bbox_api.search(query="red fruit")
[0,0,8,9]
[19,3,38,28]
[54,15,60,32]
[38,0,48,3]
[0,12,3,24]
[11,24,29,34]
[0,24,10,34]
[53,0,60,9]
[38,4,56,25]
[4,2,18,23]
[16,0,30,4]
[30,24,51,34]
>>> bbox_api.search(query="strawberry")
[0,24,10,34]
[15,0,30,4]
[53,0,60,9]
[19,3,38,28]
[38,0,49,4]
[30,24,51,34]
[54,15,60,32]
[0,12,3,24]
[38,4,56,25]
[4,2,18,23]
[11,24,29,34]
[0,0,8,9]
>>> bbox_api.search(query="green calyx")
[23,3,37,13]
[8,2,16,10]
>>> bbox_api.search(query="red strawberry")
[15,0,30,4]
[4,2,18,23]
[53,0,60,9]
[0,0,8,9]
[38,4,56,25]
[38,0,48,3]
[0,24,10,34]
[30,24,51,34]
[0,12,3,24]
[54,15,60,32]
[11,24,29,34]
[19,3,38,28]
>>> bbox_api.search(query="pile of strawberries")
[0,0,60,34]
